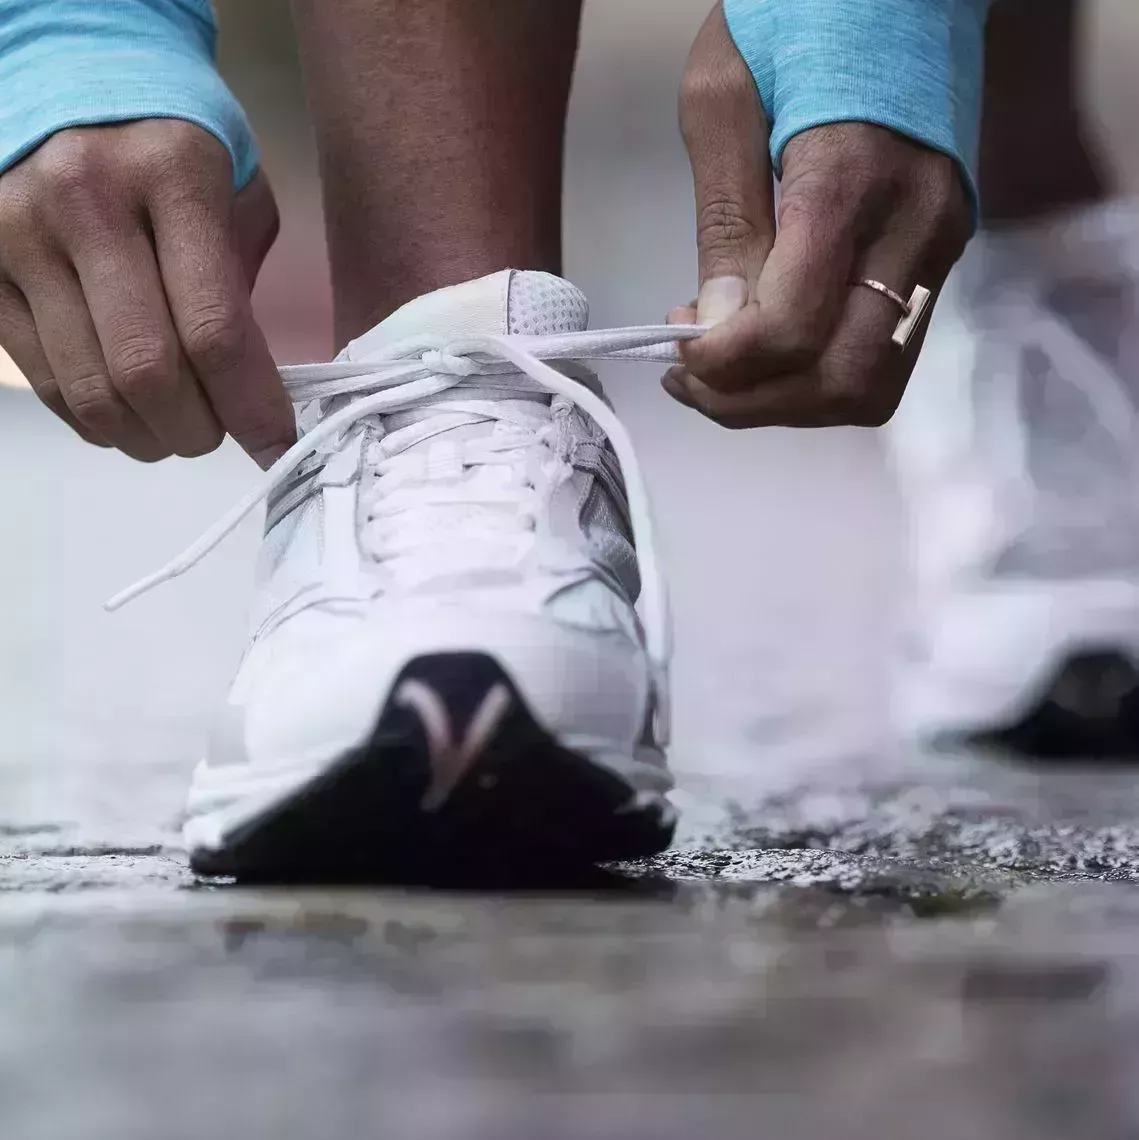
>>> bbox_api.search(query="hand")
[0,120,295,466]
[666,3,973,428]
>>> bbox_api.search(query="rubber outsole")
[970,650,1139,761]
[189,652,675,883]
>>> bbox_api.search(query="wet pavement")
[7,3,1139,1136]
[6,763,1139,1140]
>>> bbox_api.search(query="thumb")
[679,3,775,325]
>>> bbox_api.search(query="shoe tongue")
[342,269,589,361]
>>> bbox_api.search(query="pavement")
[6,2,1139,1137]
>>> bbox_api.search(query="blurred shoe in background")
[887,200,1139,757]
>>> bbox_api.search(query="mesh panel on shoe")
[506,272,638,597]
[992,277,1139,579]
[507,271,589,336]
[581,483,640,601]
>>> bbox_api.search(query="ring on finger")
[851,278,932,350]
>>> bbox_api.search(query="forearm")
[0,0,257,186]
[724,0,990,219]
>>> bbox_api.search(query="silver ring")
[852,278,932,350]
[853,278,911,316]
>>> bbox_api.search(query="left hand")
[665,3,974,428]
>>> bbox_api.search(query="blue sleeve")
[0,0,258,188]
[723,0,989,216]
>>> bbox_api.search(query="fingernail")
[252,443,291,471]
[696,276,748,326]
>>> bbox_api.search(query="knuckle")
[182,305,247,373]
[678,70,712,130]
[783,131,873,199]
[918,159,964,219]
[135,124,229,203]
[677,58,707,103]
[696,196,765,256]
[67,374,127,433]
[34,379,107,446]
[778,174,847,230]
[916,161,972,263]
[0,179,39,243]
[678,59,750,138]
[34,133,106,202]
[155,118,217,161]
[145,139,207,186]
[19,134,125,240]
[678,61,718,113]
[110,334,174,396]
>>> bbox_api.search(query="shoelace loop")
[419,348,480,377]
[105,324,707,689]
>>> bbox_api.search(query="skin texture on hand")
[667,3,974,429]
[0,119,294,466]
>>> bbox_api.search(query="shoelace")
[357,397,558,577]
[106,324,707,684]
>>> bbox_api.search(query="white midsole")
[895,578,1139,739]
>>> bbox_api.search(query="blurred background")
[3,0,1139,849]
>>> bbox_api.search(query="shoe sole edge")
[185,651,675,881]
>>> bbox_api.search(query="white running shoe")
[886,201,1139,756]
[110,270,703,878]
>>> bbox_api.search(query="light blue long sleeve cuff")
[0,0,258,188]
[724,0,989,218]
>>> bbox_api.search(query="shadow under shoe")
[970,650,1139,761]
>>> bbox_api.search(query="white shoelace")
[357,396,555,578]
[106,324,707,682]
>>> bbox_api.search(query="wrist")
[723,0,988,224]
[0,0,258,188]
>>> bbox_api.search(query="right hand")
[0,119,295,467]
[665,3,971,430]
